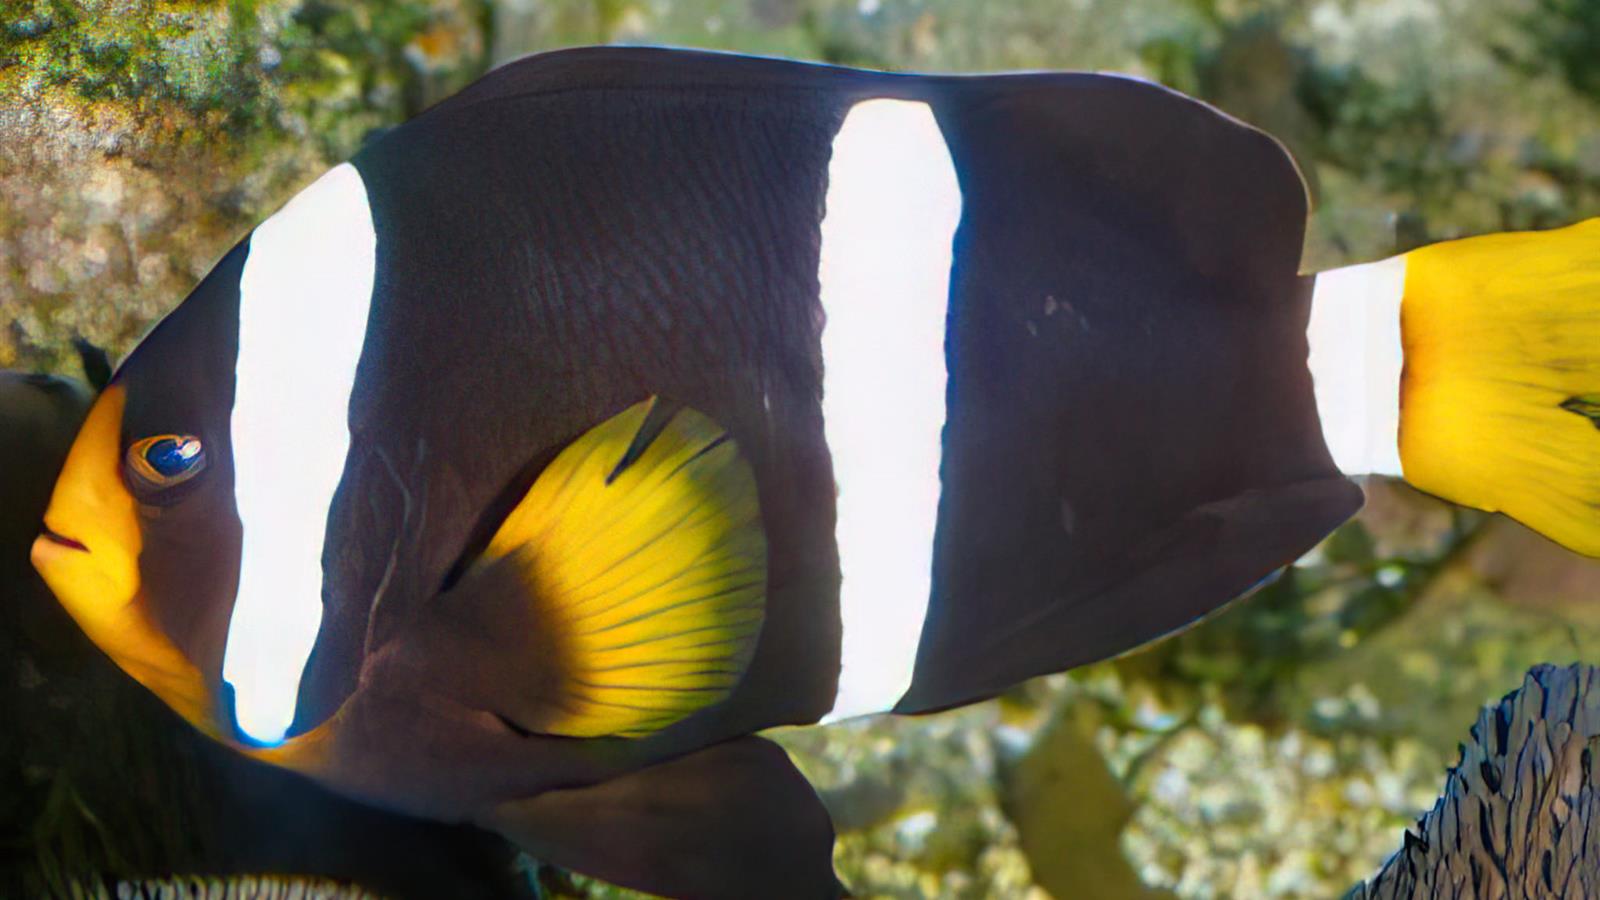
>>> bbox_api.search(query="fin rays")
[1559,395,1600,431]
[1400,218,1600,556]
[479,398,767,738]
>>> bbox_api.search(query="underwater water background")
[4,0,1600,897]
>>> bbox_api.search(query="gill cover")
[1400,218,1600,556]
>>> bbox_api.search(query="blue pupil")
[146,438,201,478]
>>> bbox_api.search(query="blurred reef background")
[4,0,1600,897]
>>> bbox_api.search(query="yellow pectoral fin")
[482,398,767,738]
[1400,217,1600,556]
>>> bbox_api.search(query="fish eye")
[125,434,207,495]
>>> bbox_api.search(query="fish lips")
[36,524,88,553]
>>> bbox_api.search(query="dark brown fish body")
[32,48,1367,898]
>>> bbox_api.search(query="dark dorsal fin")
[71,337,113,392]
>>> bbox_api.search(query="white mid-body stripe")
[818,99,963,723]
[225,163,377,744]
[1307,254,1407,479]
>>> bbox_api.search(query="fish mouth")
[38,525,87,552]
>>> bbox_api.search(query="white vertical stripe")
[819,99,963,723]
[1306,254,1407,478]
[225,163,376,744]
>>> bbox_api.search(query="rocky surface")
[0,0,486,373]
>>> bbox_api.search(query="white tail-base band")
[1307,254,1407,479]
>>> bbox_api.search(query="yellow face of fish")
[32,383,223,736]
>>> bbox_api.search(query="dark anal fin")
[482,737,843,900]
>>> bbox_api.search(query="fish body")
[1,372,92,560]
[29,47,1600,898]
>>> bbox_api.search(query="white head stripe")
[1307,254,1407,478]
[818,99,963,723]
[224,163,377,744]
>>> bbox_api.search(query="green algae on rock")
[0,0,488,373]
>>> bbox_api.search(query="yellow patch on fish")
[479,398,767,738]
[1400,217,1600,556]
[30,385,218,735]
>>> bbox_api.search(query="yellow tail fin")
[478,397,766,738]
[1400,217,1600,556]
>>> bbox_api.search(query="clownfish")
[28,47,1600,898]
